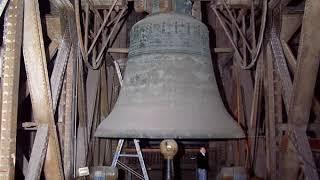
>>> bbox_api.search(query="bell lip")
[94,136,246,140]
[128,49,211,58]
[94,128,246,139]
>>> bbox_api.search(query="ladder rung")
[119,154,139,158]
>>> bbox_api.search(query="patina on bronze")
[95,11,244,139]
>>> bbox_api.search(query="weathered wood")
[76,57,88,171]
[108,48,129,54]
[45,16,62,61]
[264,43,278,180]
[249,55,263,130]
[92,78,101,166]
[84,3,89,53]
[248,52,264,177]
[86,68,100,141]
[281,40,297,73]
[0,0,23,178]
[48,0,73,11]
[292,129,319,180]
[25,124,49,180]
[269,23,293,113]
[75,0,86,58]
[95,7,127,65]
[280,13,302,42]
[63,42,75,179]
[281,40,320,123]
[288,0,320,128]
[50,26,72,113]
[57,77,66,154]
[283,0,320,179]
[87,0,119,56]
[192,1,202,20]
[23,0,63,179]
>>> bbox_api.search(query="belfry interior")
[0,0,320,179]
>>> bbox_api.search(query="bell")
[95,12,244,139]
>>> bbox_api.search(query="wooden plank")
[283,0,320,179]
[48,0,73,10]
[63,43,75,180]
[50,26,72,113]
[76,58,88,171]
[280,13,302,42]
[86,69,100,141]
[92,78,101,166]
[25,124,49,180]
[108,48,129,54]
[57,77,66,154]
[281,40,320,122]
[281,40,297,73]
[0,0,23,178]
[23,0,64,179]
[291,129,319,180]
[192,1,201,20]
[288,0,320,128]
[270,23,293,113]
[264,43,278,180]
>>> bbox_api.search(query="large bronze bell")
[95,12,244,139]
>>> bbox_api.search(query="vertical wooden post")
[0,0,23,179]
[23,0,64,179]
[283,0,320,179]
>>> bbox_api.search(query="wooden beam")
[25,124,49,180]
[23,0,64,179]
[264,43,278,180]
[0,0,23,178]
[288,0,320,129]
[108,48,129,54]
[50,26,72,114]
[63,44,76,180]
[281,40,320,120]
[281,40,297,73]
[280,13,302,42]
[283,0,320,179]
[49,0,73,10]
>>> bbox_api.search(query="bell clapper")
[160,139,178,180]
